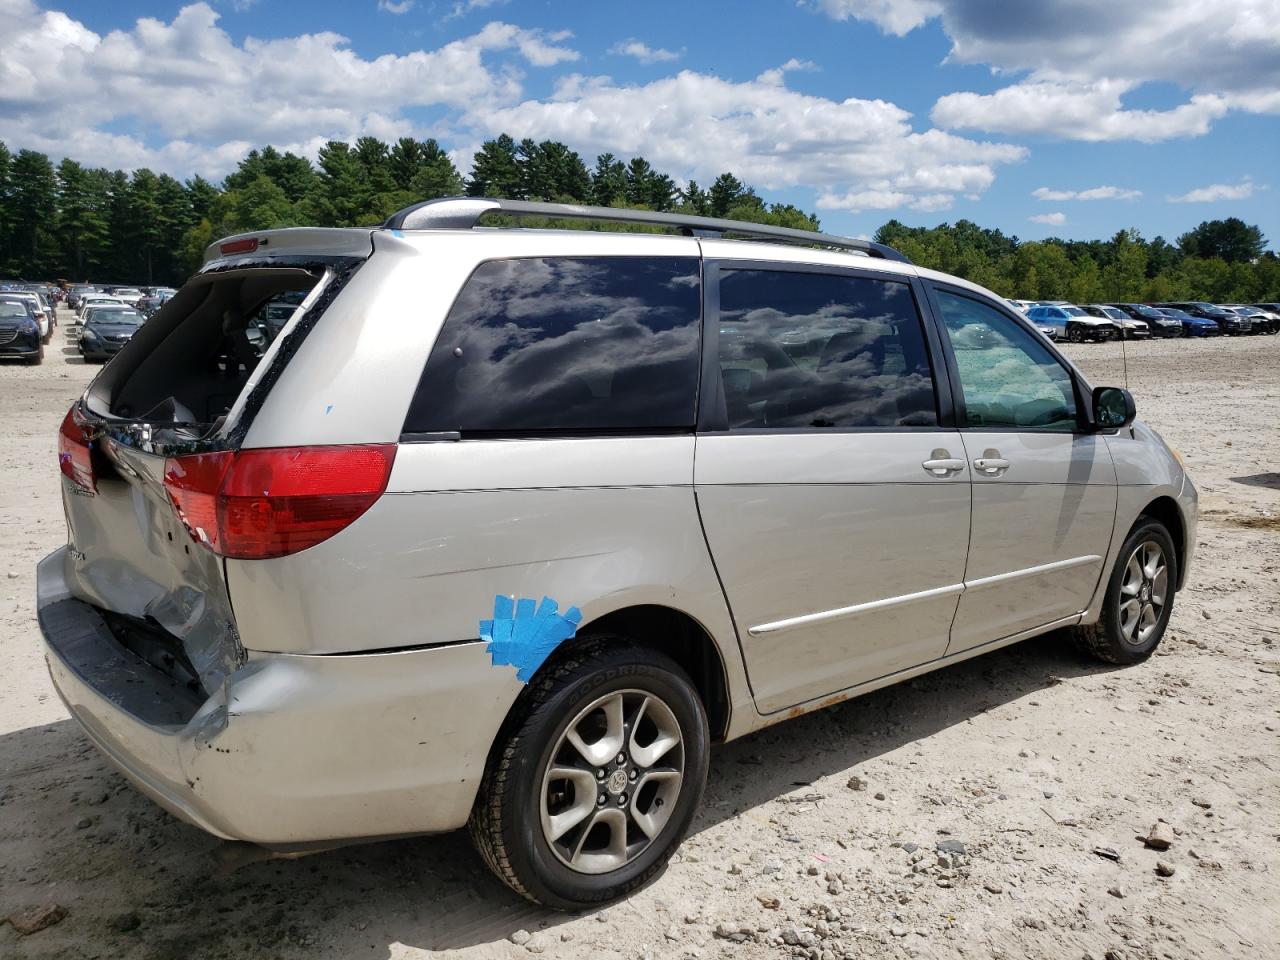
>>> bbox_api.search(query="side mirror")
[1092,386,1136,430]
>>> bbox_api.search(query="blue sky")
[3,0,1277,247]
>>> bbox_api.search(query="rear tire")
[1071,519,1177,665]
[470,637,709,910]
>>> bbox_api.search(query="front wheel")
[1067,323,1084,343]
[1071,519,1177,665]
[470,638,709,910]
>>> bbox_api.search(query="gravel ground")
[1,312,1277,959]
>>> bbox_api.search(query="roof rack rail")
[381,197,910,264]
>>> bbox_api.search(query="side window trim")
[922,280,1089,434]
[698,258,955,434]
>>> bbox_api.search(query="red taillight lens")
[163,445,396,560]
[219,237,259,256]
[57,406,96,493]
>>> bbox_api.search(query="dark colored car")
[1153,307,1219,337]
[0,299,44,364]
[1159,302,1248,335]
[67,285,96,310]
[79,307,147,362]
[135,296,166,318]
[1110,303,1182,338]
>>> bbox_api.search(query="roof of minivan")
[205,221,1018,309]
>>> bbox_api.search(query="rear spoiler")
[203,228,376,265]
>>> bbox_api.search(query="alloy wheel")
[1119,541,1168,646]
[540,689,685,875]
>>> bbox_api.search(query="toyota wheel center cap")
[606,769,629,794]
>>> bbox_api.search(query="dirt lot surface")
[2,312,1278,959]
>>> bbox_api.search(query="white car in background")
[1026,303,1117,342]
[77,296,129,319]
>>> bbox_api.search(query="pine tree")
[708,173,746,218]
[590,153,627,207]
[467,135,522,199]
[56,159,109,279]
[8,148,60,276]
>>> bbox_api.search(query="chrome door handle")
[922,457,966,476]
[973,457,1010,475]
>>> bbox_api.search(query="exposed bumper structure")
[38,547,519,846]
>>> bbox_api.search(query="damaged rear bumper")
[38,547,521,846]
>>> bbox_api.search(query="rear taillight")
[57,406,96,493]
[163,445,396,560]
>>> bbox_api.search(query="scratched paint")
[481,595,581,682]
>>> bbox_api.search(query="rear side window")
[404,257,701,436]
[715,269,938,429]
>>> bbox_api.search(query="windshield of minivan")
[1063,307,1089,317]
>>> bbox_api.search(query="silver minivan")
[39,198,1197,909]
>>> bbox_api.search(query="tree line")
[0,135,1274,303]
[875,217,1277,305]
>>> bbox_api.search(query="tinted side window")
[935,289,1078,431]
[716,269,938,429]
[404,257,701,435]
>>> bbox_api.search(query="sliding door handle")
[973,457,1010,475]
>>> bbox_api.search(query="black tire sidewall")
[1102,521,1178,663]
[498,647,709,909]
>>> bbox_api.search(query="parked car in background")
[1083,304,1149,339]
[1110,303,1182,338]
[1006,299,1035,314]
[135,296,166,318]
[1027,303,1116,342]
[110,287,145,304]
[77,295,129,319]
[1152,307,1218,338]
[256,300,299,342]
[5,291,53,343]
[0,297,44,364]
[38,198,1197,909]
[67,285,96,310]
[1224,305,1279,335]
[1160,302,1248,335]
[78,306,147,362]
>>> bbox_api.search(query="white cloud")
[0,2,577,177]
[817,189,955,213]
[609,39,680,64]
[815,0,943,37]
[1032,185,1142,201]
[816,1,1280,142]
[377,0,415,13]
[474,67,1024,212]
[1029,212,1066,225]
[1168,180,1256,203]
[932,80,1230,142]
[444,0,509,20]
[0,2,1023,215]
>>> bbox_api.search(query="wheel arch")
[1136,495,1187,591]
[573,605,731,743]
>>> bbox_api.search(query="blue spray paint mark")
[324,404,333,414]
[481,595,582,682]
